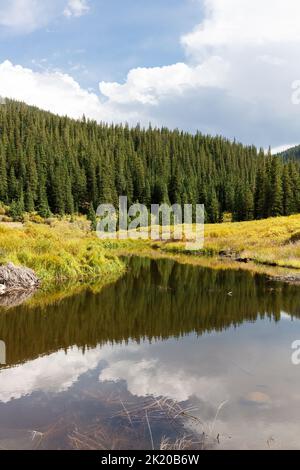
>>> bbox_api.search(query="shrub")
[29,213,45,224]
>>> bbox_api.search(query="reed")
[0,221,125,285]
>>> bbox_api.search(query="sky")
[0,0,299,151]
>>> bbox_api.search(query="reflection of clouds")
[99,357,225,403]
[281,311,292,321]
[0,337,228,406]
[97,321,300,449]
[0,317,300,449]
[0,342,139,404]
[0,346,105,403]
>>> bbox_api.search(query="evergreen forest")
[0,100,299,223]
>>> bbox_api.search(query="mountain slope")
[0,99,300,223]
[278,145,300,160]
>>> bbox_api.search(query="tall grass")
[160,214,300,271]
[0,221,125,284]
[2,214,300,291]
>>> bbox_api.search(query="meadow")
[1,214,300,297]
[0,218,125,285]
[160,214,300,271]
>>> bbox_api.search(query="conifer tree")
[282,166,294,215]
[270,157,283,217]
[0,152,8,202]
[206,187,220,223]
[254,167,266,219]
[10,191,24,221]
[87,203,97,231]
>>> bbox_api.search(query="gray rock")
[0,263,39,295]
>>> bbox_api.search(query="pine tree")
[254,167,266,219]
[37,184,51,218]
[87,203,97,231]
[25,185,35,212]
[10,191,24,221]
[0,151,8,202]
[270,157,283,217]
[169,167,182,206]
[206,187,219,223]
[243,185,254,220]
[282,166,294,215]
[233,183,254,221]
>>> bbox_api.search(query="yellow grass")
[1,214,300,302]
[0,220,125,285]
[159,214,300,271]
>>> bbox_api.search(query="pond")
[0,257,300,450]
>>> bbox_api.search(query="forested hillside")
[0,99,300,223]
[279,145,300,161]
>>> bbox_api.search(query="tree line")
[0,99,299,223]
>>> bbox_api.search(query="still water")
[0,257,300,450]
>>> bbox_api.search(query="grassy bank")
[85,215,300,284]
[0,220,125,286]
[2,214,300,302]
[158,214,300,271]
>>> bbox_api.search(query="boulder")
[0,263,39,295]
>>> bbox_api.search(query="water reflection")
[0,258,300,449]
[1,257,300,368]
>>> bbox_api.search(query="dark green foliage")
[87,203,97,231]
[9,192,24,221]
[269,157,283,217]
[0,99,300,223]
[234,183,254,222]
[206,187,220,223]
[282,166,295,216]
[254,166,267,219]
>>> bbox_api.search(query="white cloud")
[0,346,104,403]
[182,0,300,54]
[0,60,125,122]
[99,57,229,105]
[98,0,300,147]
[64,0,89,18]
[2,0,300,147]
[0,0,59,33]
[0,0,89,33]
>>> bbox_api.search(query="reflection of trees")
[1,257,300,367]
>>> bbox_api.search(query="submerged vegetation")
[0,380,211,450]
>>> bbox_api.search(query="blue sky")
[0,0,203,89]
[1,0,300,151]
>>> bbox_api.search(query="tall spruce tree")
[270,157,283,217]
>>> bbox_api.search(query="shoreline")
[1,214,300,308]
